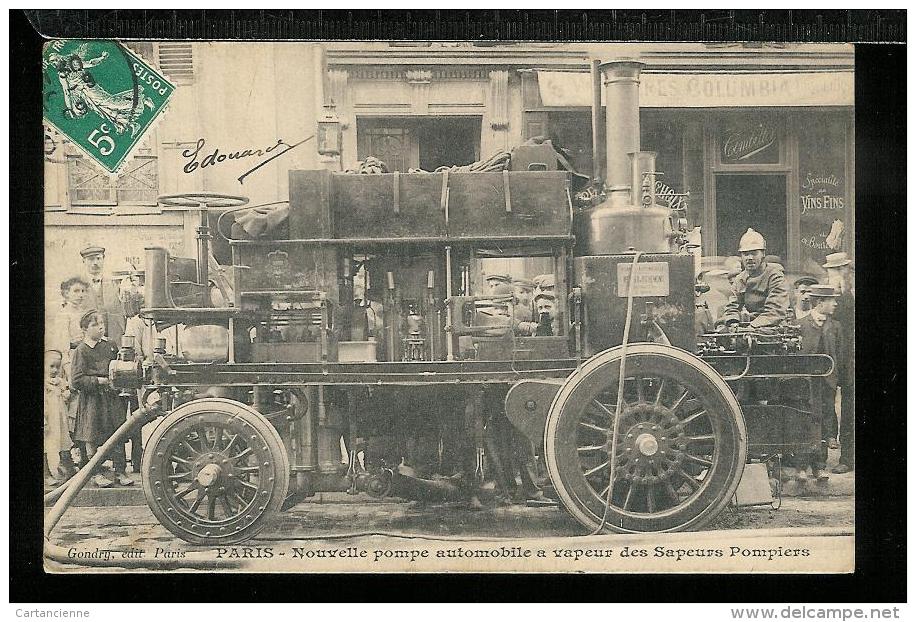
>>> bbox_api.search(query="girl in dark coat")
[71,310,133,488]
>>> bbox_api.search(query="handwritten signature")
[181,136,314,184]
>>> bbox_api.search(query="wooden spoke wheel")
[141,398,290,545]
[545,344,746,533]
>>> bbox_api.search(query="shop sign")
[721,122,778,162]
[654,179,688,211]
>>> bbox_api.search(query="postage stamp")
[42,39,174,173]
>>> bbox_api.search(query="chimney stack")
[600,60,645,207]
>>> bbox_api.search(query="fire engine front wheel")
[142,398,290,546]
[545,344,746,534]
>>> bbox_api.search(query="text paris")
[181,138,290,174]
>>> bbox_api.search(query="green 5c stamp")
[43,40,174,173]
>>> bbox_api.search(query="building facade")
[44,41,854,301]
[325,42,854,275]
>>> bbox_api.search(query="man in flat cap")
[716,229,789,331]
[792,275,819,320]
[797,284,844,484]
[80,245,125,348]
[484,273,512,293]
[532,273,556,298]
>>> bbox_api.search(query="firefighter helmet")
[737,228,767,252]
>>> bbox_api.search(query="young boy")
[70,310,134,488]
[44,350,76,486]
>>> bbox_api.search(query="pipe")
[196,205,211,304]
[590,59,602,184]
[599,60,645,207]
[444,246,455,361]
[45,404,161,538]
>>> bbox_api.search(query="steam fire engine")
[48,59,833,546]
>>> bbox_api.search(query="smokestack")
[599,60,645,207]
[586,59,676,255]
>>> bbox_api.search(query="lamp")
[317,101,342,158]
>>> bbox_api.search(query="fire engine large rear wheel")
[545,344,746,533]
[142,398,290,545]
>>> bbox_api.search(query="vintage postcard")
[42,39,856,573]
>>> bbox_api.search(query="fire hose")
[591,251,642,535]
[43,403,243,570]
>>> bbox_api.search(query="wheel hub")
[195,463,222,487]
[635,433,659,456]
[615,405,686,483]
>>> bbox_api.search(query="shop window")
[67,149,159,208]
[715,174,787,260]
[356,117,481,172]
[796,112,851,274]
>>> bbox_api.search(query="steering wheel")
[158,192,249,209]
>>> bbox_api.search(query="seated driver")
[716,228,789,331]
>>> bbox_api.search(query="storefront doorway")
[715,174,788,261]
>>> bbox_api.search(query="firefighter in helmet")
[716,228,789,331]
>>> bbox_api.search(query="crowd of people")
[45,245,144,488]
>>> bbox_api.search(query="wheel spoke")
[684,454,713,468]
[210,426,223,450]
[577,444,606,453]
[687,434,716,442]
[188,492,205,514]
[646,484,657,513]
[662,479,681,503]
[229,447,253,463]
[669,389,689,413]
[170,455,191,465]
[654,378,667,405]
[237,465,261,474]
[676,409,708,430]
[180,439,200,457]
[223,433,240,454]
[175,483,197,499]
[578,421,609,435]
[207,495,217,521]
[589,399,616,420]
[583,460,610,478]
[598,483,611,498]
[236,479,259,491]
[219,494,235,518]
[623,483,636,510]
[168,472,192,481]
[634,377,645,403]
[673,470,701,492]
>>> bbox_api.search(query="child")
[44,350,76,486]
[71,310,134,488]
